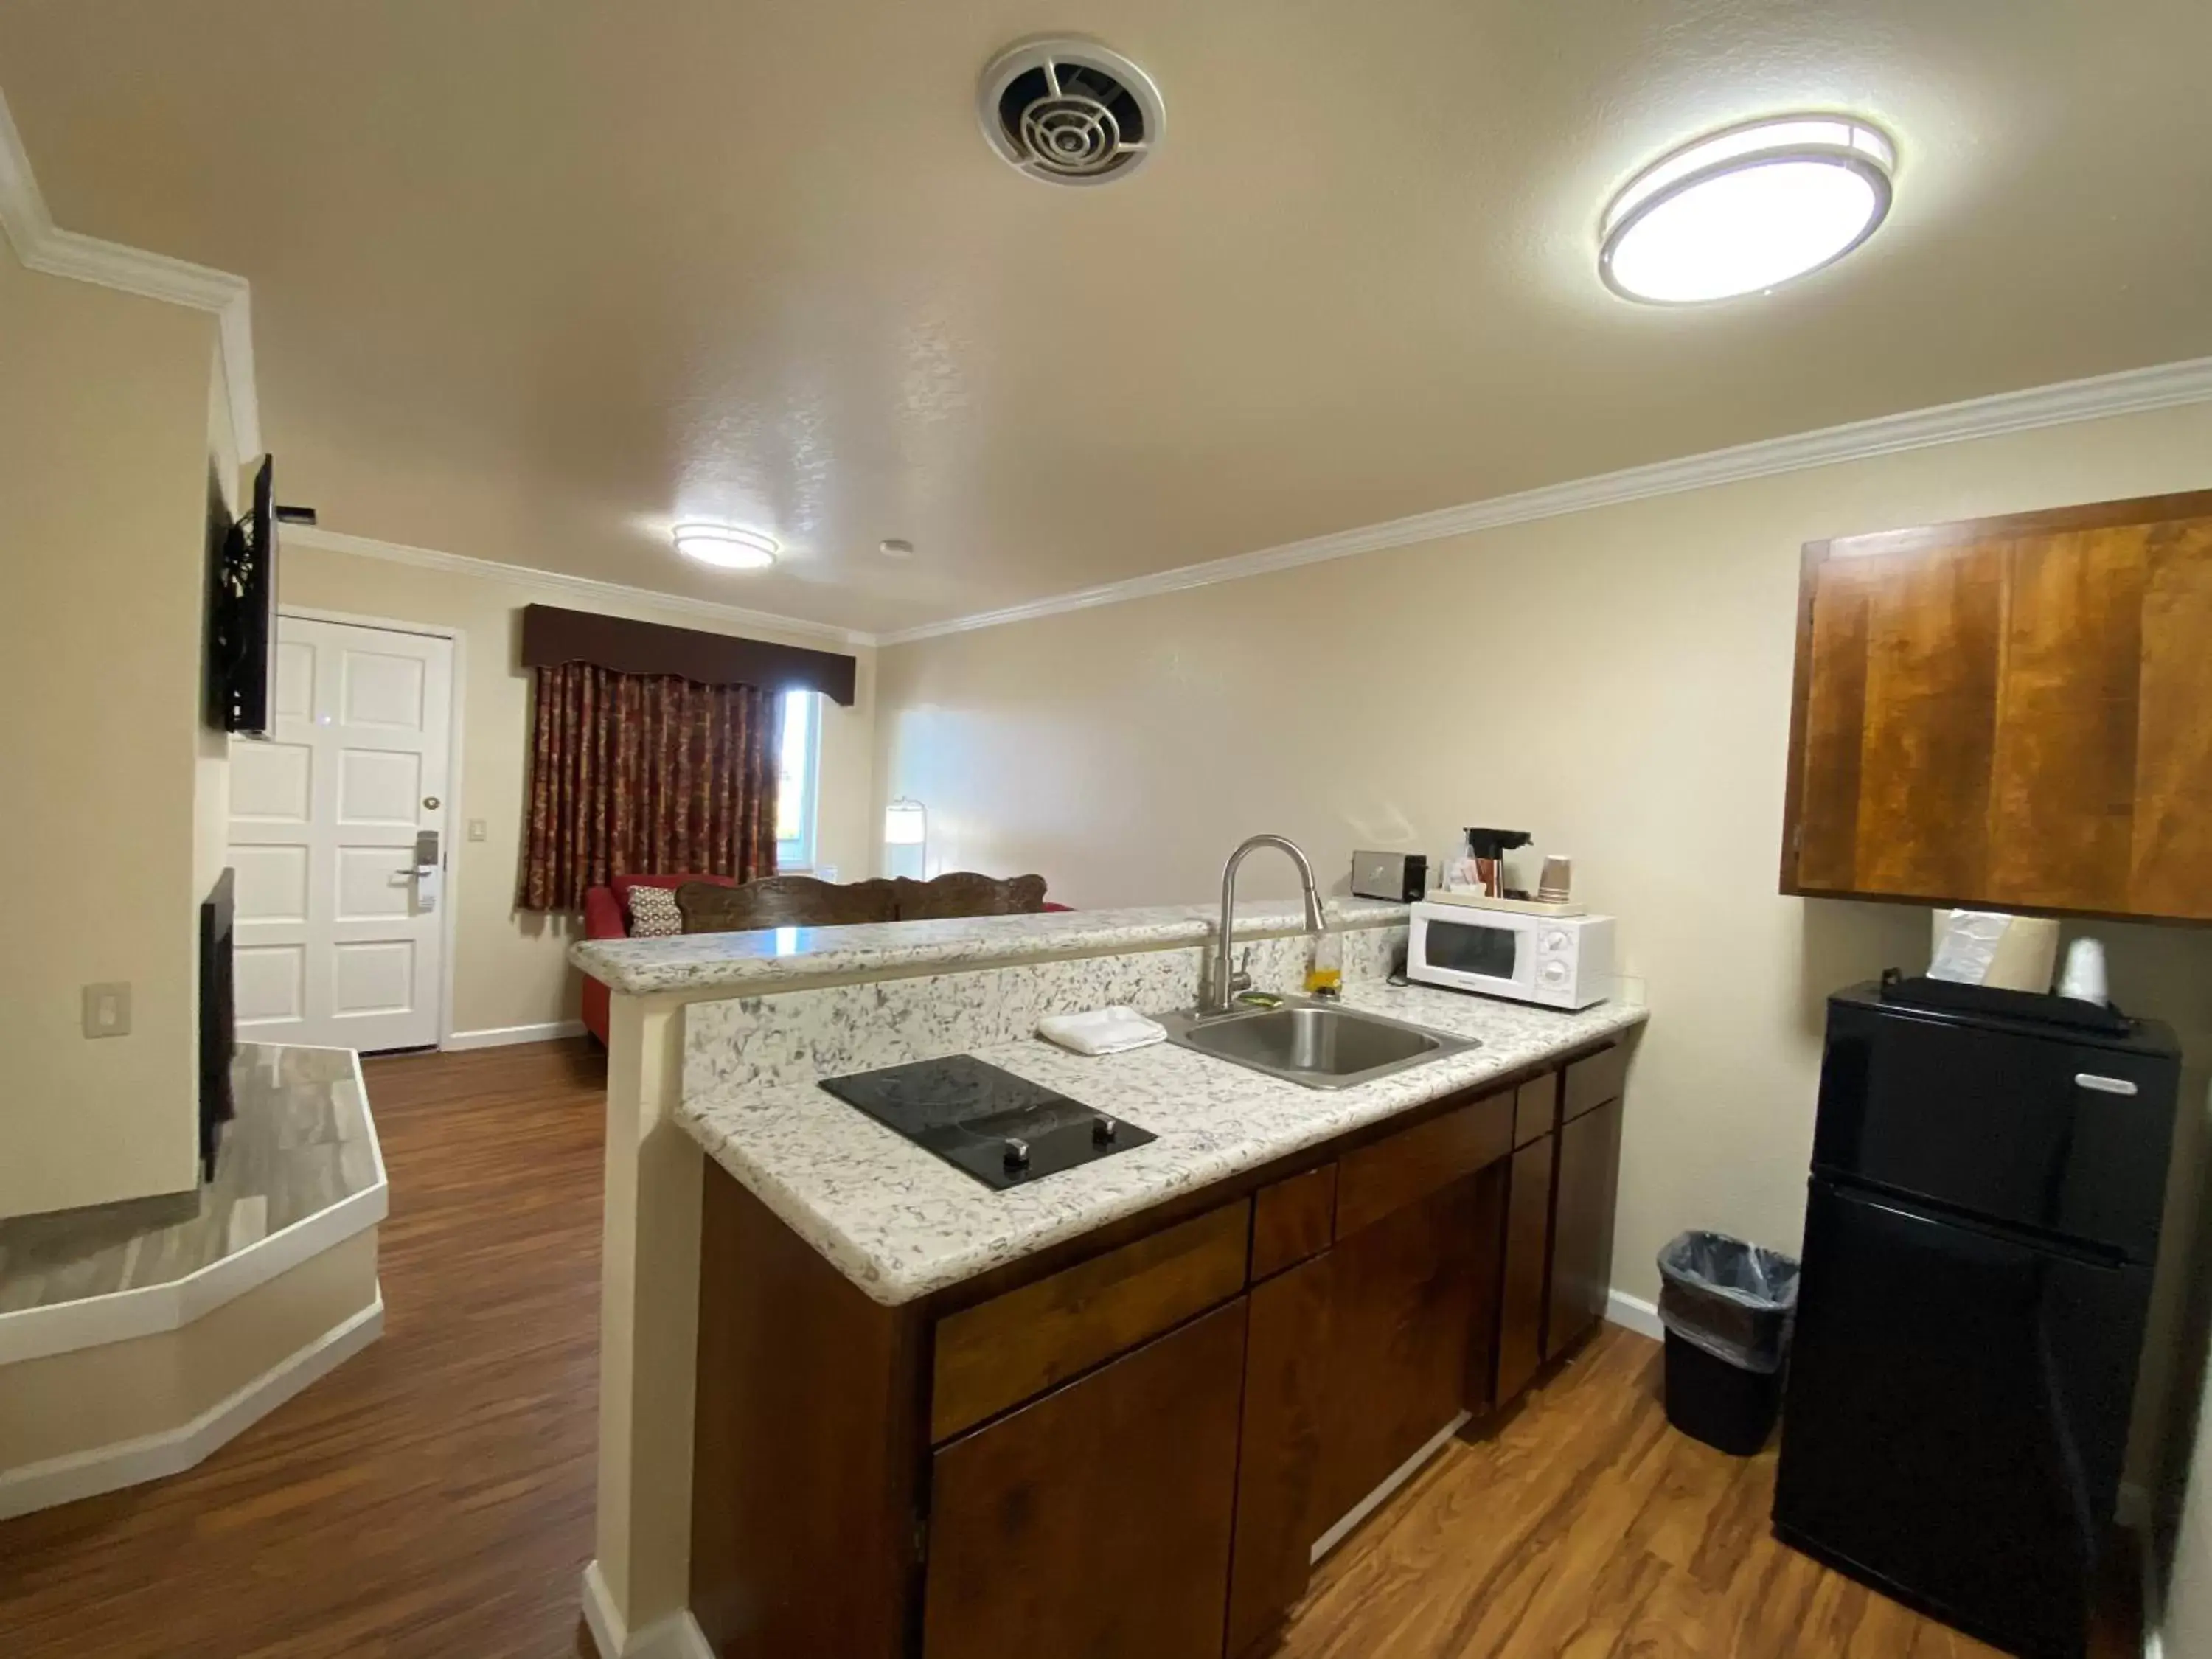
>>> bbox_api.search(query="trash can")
[1655,1230,1800,1456]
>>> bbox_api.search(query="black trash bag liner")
[1656,1230,1801,1376]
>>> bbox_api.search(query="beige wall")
[0,240,223,1219]
[195,346,241,905]
[876,397,2212,1472]
[277,543,877,1037]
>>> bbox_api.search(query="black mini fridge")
[1773,979,2180,1659]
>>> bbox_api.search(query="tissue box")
[1928,911,2061,992]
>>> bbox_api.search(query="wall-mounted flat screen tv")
[208,456,279,737]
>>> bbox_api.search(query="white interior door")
[227,614,454,1053]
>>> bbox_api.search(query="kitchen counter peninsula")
[572,897,1645,1659]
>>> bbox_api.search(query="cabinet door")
[1546,1097,1623,1360]
[1496,1134,1554,1402]
[922,1298,1247,1659]
[1781,492,2212,921]
[1228,1250,1335,1657]
[1317,1176,1486,1529]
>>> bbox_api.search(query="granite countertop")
[574,896,1409,997]
[678,981,1647,1306]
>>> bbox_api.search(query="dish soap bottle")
[1304,931,1343,998]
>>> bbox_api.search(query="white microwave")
[1408,903,1615,1010]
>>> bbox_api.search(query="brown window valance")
[519,604,858,705]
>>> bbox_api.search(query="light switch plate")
[467,818,487,842]
[83,981,132,1038]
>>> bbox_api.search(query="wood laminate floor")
[0,1041,2115,1658]
[1276,1324,2037,1659]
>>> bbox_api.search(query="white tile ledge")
[573,897,1408,998]
[0,1045,389,1366]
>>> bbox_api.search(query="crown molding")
[285,525,876,650]
[878,354,2212,646]
[0,84,262,456]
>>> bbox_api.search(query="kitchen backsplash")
[683,924,1408,1099]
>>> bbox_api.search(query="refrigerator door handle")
[2074,1073,2140,1096]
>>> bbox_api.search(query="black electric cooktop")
[816,1054,1155,1190]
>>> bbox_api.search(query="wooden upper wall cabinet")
[1781,490,2212,923]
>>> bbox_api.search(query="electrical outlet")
[467,818,488,842]
[82,982,132,1038]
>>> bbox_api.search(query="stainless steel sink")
[1158,998,1477,1090]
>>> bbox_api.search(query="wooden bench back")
[674,871,1048,933]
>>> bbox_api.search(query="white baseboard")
[580,1561,714,1659]
[1606,1288,1665,1340]
[0,1290,383,1520]
[2141,1529,2165,1659]
[444,1019,588,1051]
[1311,1408,1470,1563]
[580,1562,627,1658]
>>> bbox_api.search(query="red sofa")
[580,872,737,1044]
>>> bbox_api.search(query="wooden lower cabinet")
[1321,1175,1486,1525]
[1496,1133,1554,1402]
[1460,1161,1507,1419]
[1547,1096,1624,1361]
[1227,1251,1337,1657]
[921,1297,1250,1659]
[930,1200,1251,1440]
[1228,1166,1506,1655]
[693,1057,1630,1659]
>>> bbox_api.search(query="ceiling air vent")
[977,38,1164,187]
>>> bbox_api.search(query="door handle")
[2075,1074,2138,1096]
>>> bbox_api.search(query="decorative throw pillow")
[626,886,683,938]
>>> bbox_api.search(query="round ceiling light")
[1599,116,1896,305]
[672,523,777,570]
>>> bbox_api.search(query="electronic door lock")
[413,828,442,913]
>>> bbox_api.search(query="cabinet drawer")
[1251,1164,1337,1280]
[1513,1072,1560,1147]
[1335,1091,1512,1239]
[931,1200,1251,1441]
[1563,1043,1626,1123]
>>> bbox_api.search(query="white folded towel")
[1037,1006,1167,1057]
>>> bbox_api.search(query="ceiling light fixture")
[672,523,778,570]
[1599,116,1896,305]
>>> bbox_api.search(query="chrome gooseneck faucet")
[1206,834,1325,1015]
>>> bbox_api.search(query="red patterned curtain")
[518,663,779,911]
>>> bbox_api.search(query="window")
[776,689,821,871]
